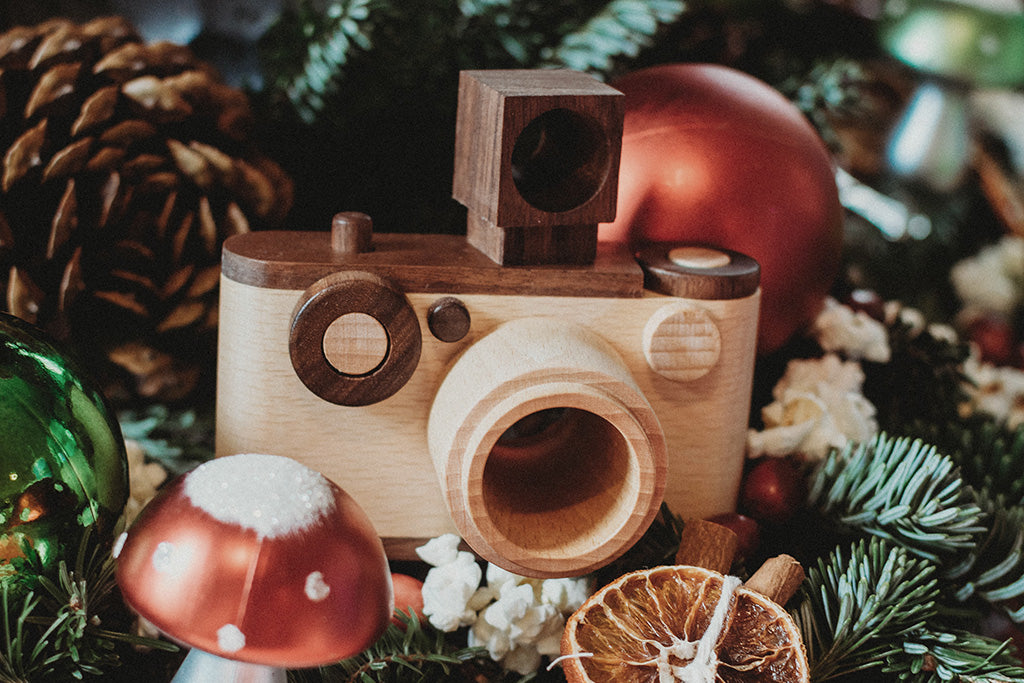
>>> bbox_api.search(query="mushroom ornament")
[114,453,394,682]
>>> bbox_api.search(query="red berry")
[740,458,806,524]
[705,512,761,561]
[967,314,1017,367]
[390,572,425,626]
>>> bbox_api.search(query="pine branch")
[269,0,377,124]
[883,628,1024,682]
[809,434,988,564]
[541,0,687,75]
[793,537,941,681]
[0,525,174,682]
[295,611,502,682]
[862,318,972,434]
[905,418,1024,509]
[946,504,1024,624]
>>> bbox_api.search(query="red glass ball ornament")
[601,64,844,354]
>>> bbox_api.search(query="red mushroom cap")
[115,453,393,668]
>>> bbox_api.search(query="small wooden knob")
[331,212,373,255]
[643,302,722,382]
[290,271,420,406]
[637,244,760,300]
[427,297,471,342]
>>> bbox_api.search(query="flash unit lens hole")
[511,108,610,213]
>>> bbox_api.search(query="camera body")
[215,70,760,578]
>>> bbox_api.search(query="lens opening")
[481,407,638,556]
[510,108,610,213]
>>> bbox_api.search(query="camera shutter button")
[643,302,721,381]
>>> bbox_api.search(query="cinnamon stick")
[744,554,805,606]
[674,519,738,575]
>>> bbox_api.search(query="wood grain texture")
[642,302,722,382]
[452,70,624,228]
[637,245,761,300]
[289,271,421,406]
[427,296,471,342]
[331,211,373,255]
[218,274,760,574]
[465,213,597,266]
[222,230,643,297]
[427,317,667,577]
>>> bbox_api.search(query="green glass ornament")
[0,312,128,590]
[880,0,1024,88]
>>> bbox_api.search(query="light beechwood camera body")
[216,70,761,578]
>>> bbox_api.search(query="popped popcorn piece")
[416,533,462,567]
[962,353,1024,430]
[747,354,878,460]
[951,235,1024,317]
[123,439,168,525]
[421,549,482,631]
[416,536,592,674]
[812,297,891,362]
[540,577,591,613]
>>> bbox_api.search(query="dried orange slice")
[559,564,809,682]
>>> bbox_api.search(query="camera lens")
[484,407,635,552]
[428,317,666,577]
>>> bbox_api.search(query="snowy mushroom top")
[114,453,393,668]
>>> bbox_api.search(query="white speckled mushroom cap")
[115,453,394,667]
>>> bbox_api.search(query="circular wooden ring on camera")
[290,271,421,406]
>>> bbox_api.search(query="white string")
[672,574,742,682]
[547,651,594,670]
[550,574,743,682]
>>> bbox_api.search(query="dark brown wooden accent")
[452,70,624,228]
[331,211,373,255]
[289,271,421,406]
[427,296,471,342]
[674,518,738,575]
[466,213,597,266]
[223,230,644,298]
[383,536,476,561]
[637,244,761,301]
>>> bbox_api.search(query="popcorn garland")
[951,234,1024,319]
[417,534,592,675]
[748,289,1024,462]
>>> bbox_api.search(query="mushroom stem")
[171,649,286,683]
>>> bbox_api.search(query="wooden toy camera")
[216,71,760,578]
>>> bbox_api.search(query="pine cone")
[0,16,292,403]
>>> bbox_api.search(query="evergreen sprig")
[292,610,510,683]
[946,504,1024,623]
[809,434,988,563]
[541,0,686,73]
[905,418,1024,509]
[268,0,377,123]
[793,537,941,681]
[0,527,174,681]
[883,628,1024,682]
